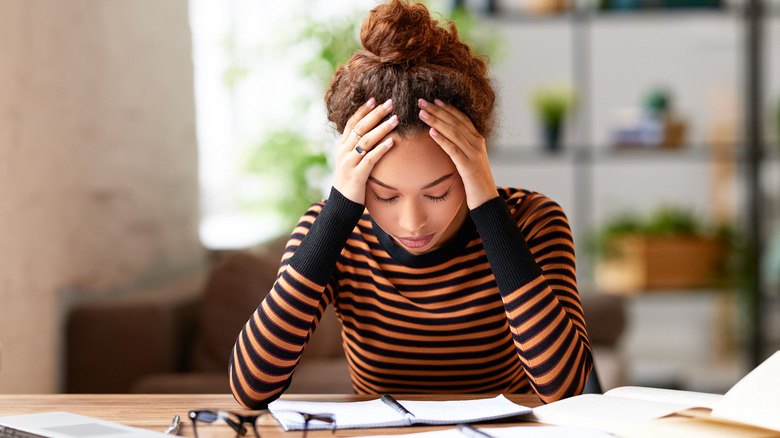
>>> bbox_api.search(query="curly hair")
[325,0,495,139]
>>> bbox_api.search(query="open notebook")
[269,394,532,431]
[0,412,168,438]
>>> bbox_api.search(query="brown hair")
[325,0,495,139]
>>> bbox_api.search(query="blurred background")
[1,0,780,395]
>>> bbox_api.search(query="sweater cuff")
[469,196,544,294]
[288,187,365,285]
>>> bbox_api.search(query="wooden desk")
[0,394,542,438]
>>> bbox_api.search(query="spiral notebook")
[268,394,532,431]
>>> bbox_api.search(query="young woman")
[229,0,592,409]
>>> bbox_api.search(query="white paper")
[269,395,531,431]
[711,350,780,432]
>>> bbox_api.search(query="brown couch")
[65,239,626,394]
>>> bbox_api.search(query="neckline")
[370,215,478,268]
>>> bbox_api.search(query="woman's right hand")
[333,98,398,205]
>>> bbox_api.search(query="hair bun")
[359,0,453,67]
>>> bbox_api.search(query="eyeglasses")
[294,412,336,438]
[188,410,265,438]
[188,409,335,438]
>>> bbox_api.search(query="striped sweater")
[230,187,593,409]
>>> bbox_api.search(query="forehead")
[370,131,457,190]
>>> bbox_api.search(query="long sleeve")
[469,191,592,403]
[229,188,364,409]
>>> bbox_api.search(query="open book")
[529,350,780,436]
[268,394,531,431]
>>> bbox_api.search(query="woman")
[230,0,592,409]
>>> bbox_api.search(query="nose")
[398,199,426,233]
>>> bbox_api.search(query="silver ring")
[354,145,365,155]
[351,128,363,139]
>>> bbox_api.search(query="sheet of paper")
[605,386,722,409]
[529,393,693,432]
[352,425,615,438]
[711,350,780,432]
[611,416,780,438]
[398,395,531,424]
[270,399,403,430]
[268,395,531,430]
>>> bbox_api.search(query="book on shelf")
[268,394,531,431]
[528,350,780,437]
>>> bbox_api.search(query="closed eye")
[372,194,398,204]
[426,192,449,202]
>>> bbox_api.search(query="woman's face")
[365,130,468,255]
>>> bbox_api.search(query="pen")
[164,415,181,435]
[380,395,415,419]
[456,424,496,438]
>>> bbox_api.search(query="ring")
[351,128,363,139]
[354,145,366,155]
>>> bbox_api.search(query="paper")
[351,425,615,438]
[268,395,531,431]
[711,350,780,432]
[529,350,780,435]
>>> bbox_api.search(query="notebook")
[0,412,169,438]
[269,394,532,431]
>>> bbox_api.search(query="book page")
[711,350,780,432]
[605,386,722,409]
[269,395,531,430]
[399,395,531,425]
[529,393,694,432]
[351,425,614,438]
[269,398,406,430]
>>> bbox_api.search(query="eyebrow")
[368,173,455,191]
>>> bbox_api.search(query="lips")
[397,233,435,250]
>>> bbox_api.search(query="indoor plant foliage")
[232,1,502,232]
[531,83,576,152]
[588,206,736,293]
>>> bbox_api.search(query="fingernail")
[419,110,430,120]
[383,99,393,110]
[430,127,439,137]
[434,99,445,107]
[418,98,429,108]
[389,115,399,126]
[384,138,394,148]
[366,97,376,108]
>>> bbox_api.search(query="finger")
[353,114,399,156]
[342,98,377,142]
[418,98,479,139]
[418,108,471,156]
[351,98,394,142]
[354,137,395,173]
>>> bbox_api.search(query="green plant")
[531,84,576,129]
[231,1,504,231]
[587,206,722,260]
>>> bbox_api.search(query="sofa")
[65,237,626,394]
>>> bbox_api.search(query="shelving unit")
[472,0,778,377]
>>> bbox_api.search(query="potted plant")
[531,84,576,152]
[588,206,733,294]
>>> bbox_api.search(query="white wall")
[0,0,205,392]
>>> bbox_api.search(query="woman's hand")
[418,99,498,210]
[333,98,399,205]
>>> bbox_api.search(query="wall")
[0,0,206,392]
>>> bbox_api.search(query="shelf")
[489,143,780,163]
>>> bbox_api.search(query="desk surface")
[0,394,543,438]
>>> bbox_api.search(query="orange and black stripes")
[230,187,592,409]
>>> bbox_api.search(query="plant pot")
[543,123,562,152]
[595,235,727,295]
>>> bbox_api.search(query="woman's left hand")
[418,98,498,210]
